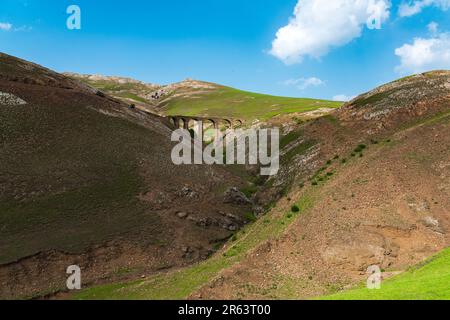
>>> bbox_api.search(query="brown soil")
[0,53,253,299]
[191,88,450,299]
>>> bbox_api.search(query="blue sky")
[1,0,449,100]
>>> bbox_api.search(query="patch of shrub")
[342,159,347,164]
[254,175,267,186]
[312,181,318,186]
[326,172,334,177]
[244,212,257,222]
[241,185,257,198]
[291,205,300,213]
[354,144,367,153]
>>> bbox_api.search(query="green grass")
[322,248,450,300]
[72,193,316,300]
[69,74,342,121]
[280,130,304,149]
[70,78,157,106]
[115,92,152,104]
[160,86,342,120]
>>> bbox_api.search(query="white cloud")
[428,21,439,34]
[395,32,450,74]
[270,0,391,64]
[14,25,33,32]
[398,0,450,17]
[283,77,325,90]
[333,94,356,102]
[0,22,12,31]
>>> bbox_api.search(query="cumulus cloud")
[270,0,391,64]
[333,94,356,102]
[283,77,325,90]
[0,22,12,31]
[398,0,450,17]
[395,32,450,74]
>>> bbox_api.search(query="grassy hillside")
[69,71,450,300]
[65,75,159,107]
[323,248,450,300]
[0,53,252,299]
[72,193,317,299]
[66,73,342,120]
[158,85,342,120]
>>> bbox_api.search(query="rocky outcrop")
[337,71,450,134]
[223,187,252,205]
[0,92,26,106]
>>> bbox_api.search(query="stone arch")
[169,117,178,128]
[234,119,243,128]
[222,119,232,130]
[181,118,190,129]
[206,119,217,129]
[202,119,217,143]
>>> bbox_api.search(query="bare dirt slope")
[0,53,254,299]
[190,71,450,299]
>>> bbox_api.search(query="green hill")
[66,74,342,120]
[322,248,450,300]
[158,85,342,120]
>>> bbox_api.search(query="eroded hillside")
[73,71,450,300]
[0,53,257,299]
[192,71,450,299]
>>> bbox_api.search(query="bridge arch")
[169,117,178,128]
[166,115,245,143]
[234,119,243,128]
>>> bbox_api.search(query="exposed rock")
[252,206,265,217]
[176,211,188,219]
[63,72,160,89]
[223,187,252,205]
[423,216,439,228]
[408,200,430,212]
[421,216,444,233]
[0,92,27,106]
[176,186,199,199]
[337,70,450,134]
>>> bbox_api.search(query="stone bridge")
[165,115,244,143]
[166,115,244,131]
